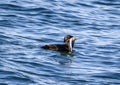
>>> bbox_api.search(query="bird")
[41,35,77,52]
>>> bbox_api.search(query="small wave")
[92,1,120,6]
[0,3,25,11]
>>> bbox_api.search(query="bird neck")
[69,38,73,52]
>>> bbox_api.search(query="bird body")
[41,35,77,52]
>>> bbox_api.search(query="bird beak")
[72,37,77,41]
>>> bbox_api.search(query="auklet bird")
[41,35,77,52]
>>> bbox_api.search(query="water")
[0,0,120,85]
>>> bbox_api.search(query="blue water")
[0,0,120,85]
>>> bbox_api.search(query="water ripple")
[0,0,120,84]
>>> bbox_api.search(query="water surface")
[0,0,120,85]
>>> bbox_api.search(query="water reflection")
[52,51,75,65]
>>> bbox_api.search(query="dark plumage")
[41,35,77,52]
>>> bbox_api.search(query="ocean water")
[0,0,120,85]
